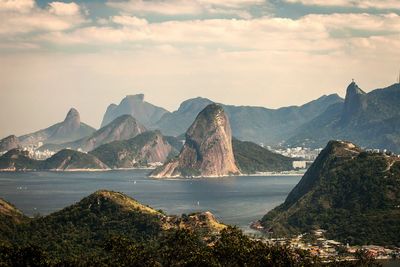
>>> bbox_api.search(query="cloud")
[0,1,86,35]
[112,15,148,26]
[34,12,400,57]
[107,0,264,17]
[284,0,400,9]
[48,2,81,16]
[0,0,35,12]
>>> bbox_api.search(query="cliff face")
[151,104,240,178]
[260,140,400,246]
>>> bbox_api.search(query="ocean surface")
[0,170,301,232]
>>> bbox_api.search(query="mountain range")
[287,82,400,152]
[2,81,399,156]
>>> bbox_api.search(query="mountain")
[18,108,95,146]
[41,115,146,152]
[0,135,20,152]
[151,104,240,178]
[154,97,214,136]
[0,191,363,266]
[101,94,169,128]
[154,94,343,145]
[42,149,109,170]
[0,149,38,171]
[1,190,226,260]
[260,140,400,246]
[232,139,294,174]
[90,131,179,168]
[0,148,108,171]
[287,82,400,152]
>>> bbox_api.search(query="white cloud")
[48,1,81,16]
[284,0,400,9]
[0,1,86,35]
[112,15,148,27]
[107,0,265,17]
[0,0,35,12]
[34,13,400,57]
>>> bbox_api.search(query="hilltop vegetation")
[232,139,294,173]
[0,190,357,266]
[261,141,400,246]
[0,149,108,171]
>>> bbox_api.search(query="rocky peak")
[124,94,145,103]
[64,108,80,123]
[151,104,240,178]
[341,81,367,124]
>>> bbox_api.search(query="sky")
[1,0,400,137]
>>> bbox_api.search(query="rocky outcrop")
[341,81,367,124]
[18,108,95,146]
[101,94,169,128]
[0,135,20,152]
[151,104,240,178]
[90,130,178,168]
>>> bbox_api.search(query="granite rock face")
[151,104,240,178]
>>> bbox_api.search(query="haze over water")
[0,170,301,232]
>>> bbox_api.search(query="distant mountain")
[0,149,38,171]
[18,108,95,146]
[41,115,146,152]
[0,135,20,152]
[287,82,400,152]
[90,130,179,168]
[101,94,169,128]
[153,94,343,145]
[152,104,240,178]
[232,139,294,174]
[42,149,109,170]
[154,97,214,136]
[0,148,108,171]
[260,140,400,246]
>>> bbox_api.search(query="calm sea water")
[0,170,301,232]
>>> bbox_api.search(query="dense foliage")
[262,141,400,246]
[232,139,294,173]
[0,190,383,266]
